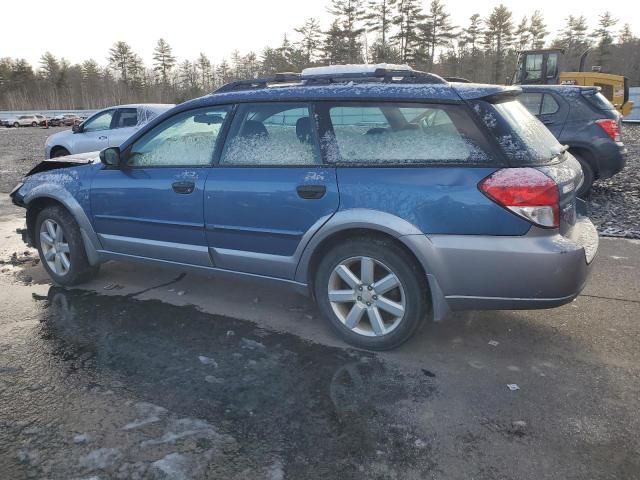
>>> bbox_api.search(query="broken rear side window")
[318,102,495,165]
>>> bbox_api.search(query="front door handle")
[297,184,326,199]
[172,181,195,194]
[98,135,108,140]
[541,118,554,125]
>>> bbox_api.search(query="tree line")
[1,0,638,110]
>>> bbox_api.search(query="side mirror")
[100,147,121,167]
[72,124,81,133]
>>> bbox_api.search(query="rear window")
[320,102,493,165]
[472,99,562,165]
[583,91,615,111]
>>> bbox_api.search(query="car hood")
[25,151,100,177]
[45,128,74,146]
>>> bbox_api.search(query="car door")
[204,102,339,279]
[108,107,139,147]
[519,91,567,137]
[73,109,115,153]
[90,105,232,266]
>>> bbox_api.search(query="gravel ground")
[587,124,640,238]
[1,123,639,237]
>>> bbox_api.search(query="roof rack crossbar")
[214,73,302,94]
[213,67,447,94]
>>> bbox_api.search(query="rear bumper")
[595,142,627,179]
[404,217,598,313]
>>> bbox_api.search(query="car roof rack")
[213,65,448,94]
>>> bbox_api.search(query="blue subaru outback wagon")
[11,65,598,350]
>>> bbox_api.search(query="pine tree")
[108,41,134,82]
[528,11,548,49]
[593,11,617,68]
[322,20,348,64]
[618,24,635,45]
[152,38,176,84]
[39,52,60,82]
[463,14,484,80]
[328,0,366,63]
[363,0,396,61]
[421,0,456,69]
[243,52,260,78]
[295,18,323,65]
[483,4,514,83]
[81,59,101,81]
[392,0,424,63]
[514,16,529,51]
[216,59,232,85]
[196,53,211,90]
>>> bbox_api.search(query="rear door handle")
[541,118,555,125]
[172,181,195,194]
[297,184,326,199]
[98,135,108,140]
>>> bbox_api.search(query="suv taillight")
[479,168,559,228]
[595,119,621,142]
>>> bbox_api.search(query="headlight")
[10,182,24,196]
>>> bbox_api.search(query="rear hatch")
[470,96,582,235]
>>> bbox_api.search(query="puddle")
[0,287,437,479]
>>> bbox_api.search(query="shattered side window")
[220,103,320,166]
[128,106,230,167]
[322,102,493,165]
[472,99,562,165]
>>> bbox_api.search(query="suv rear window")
[583,91,616,111]
[320,102,492,164]
[472,99,562,165]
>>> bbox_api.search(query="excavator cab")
[512,48,563,85]
[513,48,633,116]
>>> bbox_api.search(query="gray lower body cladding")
[403,216,598,313]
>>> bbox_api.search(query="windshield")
[472,99,563,165]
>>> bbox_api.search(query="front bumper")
[410,217,598,312]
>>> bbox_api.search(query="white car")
[3,114,41,128]
[44,104,174,158]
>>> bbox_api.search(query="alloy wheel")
[327,256,406,337]
[39,219,71,276]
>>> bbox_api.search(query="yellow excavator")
[512,48,633,116]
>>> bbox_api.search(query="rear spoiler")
[480,88,522,104]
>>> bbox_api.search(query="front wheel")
[13,122,19,128]
[35,206,99,285]
[314,238,429,350]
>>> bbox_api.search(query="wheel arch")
[567,145,597,176]
[49,145,71,158]
[295,209,450,321]
[24,187,101,266]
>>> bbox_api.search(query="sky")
[2,0,639,68]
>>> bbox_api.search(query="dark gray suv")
[519,85,627,196]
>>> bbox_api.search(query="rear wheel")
[35,206,99,285]
[31,121,37,127]
[13,122,19,128]
[574,153,594,198]
[314,237,428,350]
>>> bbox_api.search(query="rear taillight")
[595,119,621,142]
[479,168,560,228]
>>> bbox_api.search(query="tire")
[51,147,70,158]
[31,121,37,127]
[314,237,429,350]
[35,205,99,286]
[574,153,594,198]
[13,122,19,128]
